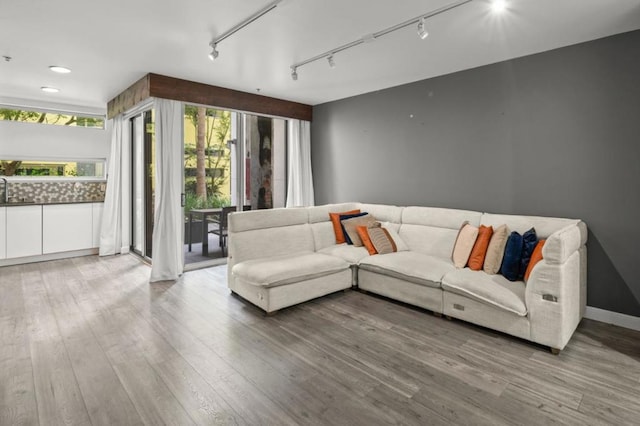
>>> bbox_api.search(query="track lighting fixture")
[208,0,282,61]
[417,17,429,40]
[289,0,473,81]
[208,42,219,60]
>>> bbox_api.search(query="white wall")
[0,97,110,161]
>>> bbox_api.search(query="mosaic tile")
[1,181,106,204]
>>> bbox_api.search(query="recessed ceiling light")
[41,86,60,93]
[49,65,71,73]
[491,0,507,13]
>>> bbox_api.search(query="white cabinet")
[6,205,43,259]
[92,202,104,248]
[43,204,93,254]
[0,207,6,259]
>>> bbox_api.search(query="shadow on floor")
[184,233,226,265]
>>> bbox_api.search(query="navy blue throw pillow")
[500,231,523,281]
[518,228,538,280]
[339,212,368,244]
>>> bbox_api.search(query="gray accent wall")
[311,30,640,317]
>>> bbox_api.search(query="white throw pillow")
[451,221,479,268]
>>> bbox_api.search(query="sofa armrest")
[543,221,587,264]
[525,246,587,350]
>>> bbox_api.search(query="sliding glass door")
[127,104,287,268]
[131,110,154,259]
[183,106,235,265]
[243,114,286,210]
[183,107,286,267]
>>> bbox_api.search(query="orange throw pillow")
[357,225,377,255]
[524,240,546,282]
[467,225,494,270]
[329,210,361,244]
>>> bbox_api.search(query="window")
[0,159,106,178]
[0,106,105,129]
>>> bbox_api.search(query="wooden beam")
[107,75,150,119]
[107,73,313,121]
[148,73,312,121]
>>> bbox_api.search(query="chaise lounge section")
[227,203,587,352]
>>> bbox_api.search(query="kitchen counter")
[0,200,104,207]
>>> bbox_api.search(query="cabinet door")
[43,204,93,254]
[6,205,43,259]
[0,207,6,259]
[92,202,104,248]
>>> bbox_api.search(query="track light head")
[208,42,219,60]
[291,67,298,81]
[417,17,428,40]
[327,55,335,68]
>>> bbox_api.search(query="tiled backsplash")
[1,180,106,203]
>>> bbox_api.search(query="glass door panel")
[131,110,154,259]
[183,106,235,265]
[244,114,286,209]
[131,115,144,255]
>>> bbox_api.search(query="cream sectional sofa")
[227,203,587,353]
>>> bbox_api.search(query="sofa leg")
[433,312,442,318]
[445,315,452,321]
[265,310,279,317]
[550,347,561,355]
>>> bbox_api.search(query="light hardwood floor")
[1,254,639,425]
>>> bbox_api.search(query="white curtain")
[286,119,315,207]
[150,99,184,282]
[99,115,131,256]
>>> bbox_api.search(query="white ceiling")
[1,0,639,111]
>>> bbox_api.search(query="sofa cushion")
[368,227,398,254]
[359,252,455,288]
[382,226,409,252]
[518,227,538,280]
[340,212,369,244]
[524,239,546,282]
[452,222,479,268]
[468,225,493,271]
[318,244,370,264]
[500,231,523,281]
[399,224,458,259]
[342,213,377,246]
[357,224,379,255]
[232,252,349,288]
[483,224,509,274]
[329,209,361,244]
[442,269,527,316]
[359,203,404,223]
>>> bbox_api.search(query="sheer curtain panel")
[99,115,131,256]
[286,119,315,207]
[150,99,184,282]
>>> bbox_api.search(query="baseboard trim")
[0,248,99,267]
[584,306,640,332]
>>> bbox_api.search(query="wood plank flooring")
[1,254,639,425]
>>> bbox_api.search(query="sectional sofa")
[227,203,587,353]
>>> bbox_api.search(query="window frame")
[0,104,106,129]
[0,157,107,180]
